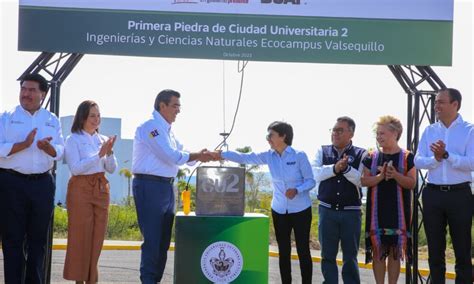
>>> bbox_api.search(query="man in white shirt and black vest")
[0,73,64,283]
[313,116,367,284]
[415,88,473,284]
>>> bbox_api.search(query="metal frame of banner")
[17,53,445,284]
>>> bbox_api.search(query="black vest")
[318,144,366,211]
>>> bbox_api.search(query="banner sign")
[18,0,453,65]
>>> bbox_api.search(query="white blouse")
[65,131,117,176]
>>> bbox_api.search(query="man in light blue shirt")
[132,89,212,284]
[415,88,473,284]
[213,121,315,284]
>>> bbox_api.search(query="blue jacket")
[313,143,366,211]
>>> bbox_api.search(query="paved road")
[0,249,451,283]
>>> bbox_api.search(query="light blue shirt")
[415,114,474,185]
[132,111,190,178]
[222,146,315,214]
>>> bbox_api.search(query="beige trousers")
[63,172,110,283]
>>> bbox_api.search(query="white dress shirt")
[415,114,474,185]
[132,111,191,178]
[0,106,64,174]
[64,131,117,176]
[222,146,315,214]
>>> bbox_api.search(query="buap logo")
[201,241,244,283]
[261,0,301,4]
[172,0,198,4]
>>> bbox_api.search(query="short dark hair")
[154,89,180,112]
[20,73,49,93]
[71,100,99,134]
[439,88,462,110]
[336,116,356,132]
[267,121,293,146]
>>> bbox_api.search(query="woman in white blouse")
[63,100,117,284]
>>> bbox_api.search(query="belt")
[319,202,361,211]
[134,173,174,184]
[426,182,471,192]
[0,168,50,180]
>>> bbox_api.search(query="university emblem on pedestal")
[201,241,243,283]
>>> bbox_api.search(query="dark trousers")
[0,170,55,284]
[272,207,313,284]
[422,185,473,284]
[0,178,5,242]
[133,176,175,284]
[318,206,361,284]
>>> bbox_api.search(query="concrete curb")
[52,243,456,280]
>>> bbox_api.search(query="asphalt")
[0,239,457,283]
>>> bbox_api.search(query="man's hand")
[430,140,446,162]
[208,150,223,161]
[36,136,52,150]
[198,149,213,162]
[37,136,57,157]
[285,188,298,200]
[25,128,37,147]
[8,128,38,156]
[334,154,349,173]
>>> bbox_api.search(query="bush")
[52,203,142,241]
[53,206,68,238]
[106,203,141,241]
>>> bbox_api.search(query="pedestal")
[174,212,269,283]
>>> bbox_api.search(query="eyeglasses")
[330,128,347,135]
[266,133,273,140]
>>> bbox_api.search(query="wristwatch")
[442,151,449,159]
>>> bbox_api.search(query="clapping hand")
[37,136,57,157]
[36,136,52,150]
[36,136,53,151]
[377,162,387,180]
[99,135,116,157]
[334,154,349,173]
[430,140,446,162]
[25,128,37,147]
[385,160,399,180]
[285,188,297,200]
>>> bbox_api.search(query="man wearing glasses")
[312,116,367,284]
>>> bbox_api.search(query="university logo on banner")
[201,241,244,283]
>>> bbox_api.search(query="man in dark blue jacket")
[313,116,367,284]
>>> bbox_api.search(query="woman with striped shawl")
[361,115,416,284]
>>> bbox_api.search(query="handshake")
[194,149,224,163]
